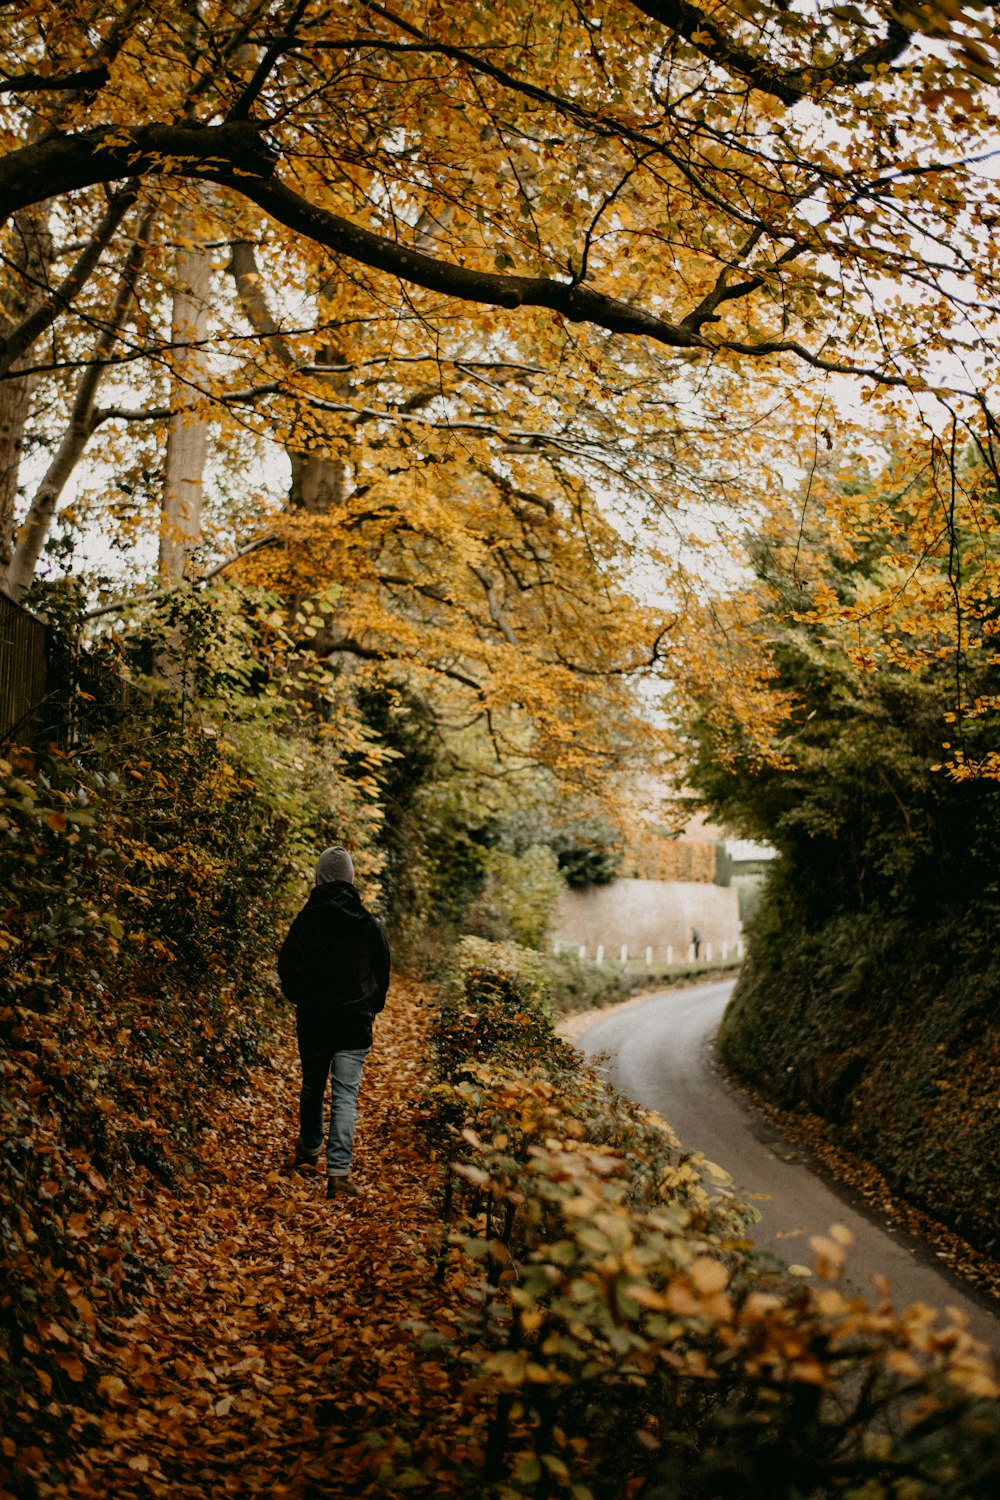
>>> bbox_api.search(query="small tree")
[464,844,565,950]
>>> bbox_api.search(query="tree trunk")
[158,203,212,583]
[0,371,35,580]
[0,205,54,584]
[288,449,346,512]
[229,237,349,515]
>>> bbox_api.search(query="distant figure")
[691,927,701,960]
[277,847,390,1199]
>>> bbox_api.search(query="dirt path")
[57,979,460,1499]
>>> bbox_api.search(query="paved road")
[576,980,1000,1359]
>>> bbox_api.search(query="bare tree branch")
[0,182,142,376]
[81,533,281,621]
[0,96,946,397]
[629,0,911,105]
[0,63,110,96]
[227,237,297,369]
[4,200,157,600]
[469,563,520,647]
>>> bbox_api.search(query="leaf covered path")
[60,978,463,1499]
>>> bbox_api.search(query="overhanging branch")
[81,534,280,622]
[0,121,916,385]
[629,1,911,105]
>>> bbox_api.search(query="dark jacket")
[277,881,390,1052]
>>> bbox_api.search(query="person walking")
[277,846,390,1199]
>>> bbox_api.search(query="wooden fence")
[0,591,147,748]
[0,589,54,744]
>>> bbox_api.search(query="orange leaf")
[55,1353,86,1382]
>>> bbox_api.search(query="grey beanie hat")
[315,846,355,886]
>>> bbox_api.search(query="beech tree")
[2,2,996,377]
[2,0,1000,780]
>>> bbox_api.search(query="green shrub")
[549,815,624,887]
[541,950,743,1019]
[719,875,1000,1257]
[434,937,555,1084]
[463,845,565,950]
[421,939,1000,1499]
[680,487,1000,1266]
[0,700,300,1484]
[542,947,640,1015]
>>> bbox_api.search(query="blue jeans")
[298,1045,370,1175]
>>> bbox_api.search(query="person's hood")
[306,879,371,922]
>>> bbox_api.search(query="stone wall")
[554,878,740,961]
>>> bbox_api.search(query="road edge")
[559,980,1000,1316]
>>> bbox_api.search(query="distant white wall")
[554,878,740,961]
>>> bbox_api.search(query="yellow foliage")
[5,0,1000,791]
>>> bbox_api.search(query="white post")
[620,944,628,964]
[722,943,728,961]
[706,942,712,962]
[688,943,695,962]
[596,944,605,964]
[667,945,673,964]
[737,939,744,959]
[579,944,587,959]
[645,946,653,966]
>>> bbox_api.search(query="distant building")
[723,839,778,873]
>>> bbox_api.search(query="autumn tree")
[2,2,997,380]
[673,447,1000,1252]
[3,0,1000,787]
[677,443,998,878]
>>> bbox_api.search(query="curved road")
[576,980,1000,1359]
